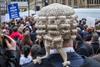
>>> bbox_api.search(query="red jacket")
[10,32,23,40]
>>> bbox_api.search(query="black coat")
[0,56,6,67]
[0,48,19,67]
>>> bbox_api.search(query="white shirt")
[20,55,32,65]
[50,47,75,54]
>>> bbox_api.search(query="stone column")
[77,0,80,8]
[53,0,56,3]
[64,0,68,5]
[57,0,61,3]
[60,0,62,4]
[90,0,92,4]
[48,0,52,4]
[72,0,74,7]
[84,0,88,8]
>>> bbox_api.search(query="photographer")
[0,34,20,67]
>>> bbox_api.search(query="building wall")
[9,0,28,12]
[10,2,28,11]
[0,0,7,15]
[30,0,43,11]
[30,0,35,10]
[35,0,100,8]
[2,0,100,13]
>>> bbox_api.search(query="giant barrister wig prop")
[33,3,78,67]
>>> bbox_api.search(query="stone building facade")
[47,0,100,8]
[30,0,100,9]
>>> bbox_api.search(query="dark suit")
[22,52,84,67]
[47,52,84,67]
[76,43,92,57]
[81,57,100,67]
[22,59,54,67]
[91,42,100,54]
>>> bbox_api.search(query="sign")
[8,3,20,19]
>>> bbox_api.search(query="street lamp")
[35,0,36,13]
[6,0,8,14]
[28,0,30,16]
[6,0,11,14]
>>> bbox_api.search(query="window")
[87,0,91,4]
[74,0,78,6]
[51,0,54,3]
[62,0,66,5]
[11,0,27,1]
[87,0,100,4]
[95,0,100,4]
[98,0,100,4]
[68,0,72,6]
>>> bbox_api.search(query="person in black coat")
[0,34,20,67]
[76,32,93,57]
[90,33,100,54]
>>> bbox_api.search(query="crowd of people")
[0,3,100,67]
[0,16,99,67]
